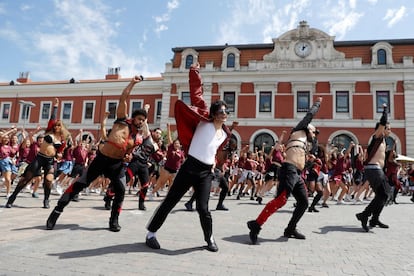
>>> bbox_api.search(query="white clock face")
[295,41,312,58]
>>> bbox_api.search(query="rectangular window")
[62,102,72,120]
[41,103,51,120]
[21,105,30,120]
[259,91,272,112]
[336,91,349,113]
[223,92,235,112]
[84,102,94,120]
[182,92,190,105]
[1,103,10,120]
[376,91,390,113]
[156,100,162,119]
[297,91,310,112]
[131,101,142,111]
[107,102,117,119]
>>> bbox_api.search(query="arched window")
[385,136,395,152]
[253,133,275,154]
[377,49,386,65]
[185,55,193,69]
[331,133,354,152]
[227,53,235,68]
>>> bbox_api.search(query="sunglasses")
[216,109,230,115]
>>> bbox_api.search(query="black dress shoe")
[369,220,389,228]
[205,237,218,252]
[146,236,161,249]
[308,206,319,213]
[184,202,193,211]
[247,220,261,245]
[283,229,306,239]
[356,213,369,232]
[216,205,229,211]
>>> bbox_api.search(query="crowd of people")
[2,64,414,252]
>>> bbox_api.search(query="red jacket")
[175,65,231,155]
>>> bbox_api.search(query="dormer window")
[227,53,235,68]
[221,47,240,70]
[377,49,386,65]
[371,42,393,68]
[185,55,193,69]
[180,48,199,71]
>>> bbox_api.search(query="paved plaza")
[1,188,414,276]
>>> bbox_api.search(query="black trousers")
[147,155,214,240]
[361,168,389,220]
[55,152,125,217]
[277,162,309,230]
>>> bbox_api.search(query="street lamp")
[19,100,36,130]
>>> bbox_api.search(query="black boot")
[5,188,21,208]
[46,208,62,230]
[200,214,218,252]
[109,212,121,232]
[356,212,369,232]
[5,194,16,208]
[138,198,146,211]
[43,199,50,209]
[247,220,261,244]
[103,195,111,210]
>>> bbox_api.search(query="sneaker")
[411,197,414,203]
[336,200,344,205]
[32,192,39,198]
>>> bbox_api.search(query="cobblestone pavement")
[1,188,414,276]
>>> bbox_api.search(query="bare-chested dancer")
[247,97,322,243]
[46,75,148,232]
[356,104,391,232]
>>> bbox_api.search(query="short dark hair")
[209,100,227,118]
[375,121,389,130]
[131,108,147,119]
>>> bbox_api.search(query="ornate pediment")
[263,21,346,67]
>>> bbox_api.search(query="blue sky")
[0,0,413,82]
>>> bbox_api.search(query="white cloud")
[0,2,5,14]
[153,0,180,36]
[26,0,150,80]
[20,4,33,12]
[383,6,407,27]
[320,0,363,40]
[215,0,314,45]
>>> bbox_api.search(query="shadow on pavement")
[48,243,204,258]
[314,225,373,234]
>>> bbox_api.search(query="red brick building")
[1,21,413,156]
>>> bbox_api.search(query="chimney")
[105,67,121,80]
[17,71,31,83]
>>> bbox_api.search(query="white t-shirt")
[188,121,227,165]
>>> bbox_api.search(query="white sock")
[146,231,156,239]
